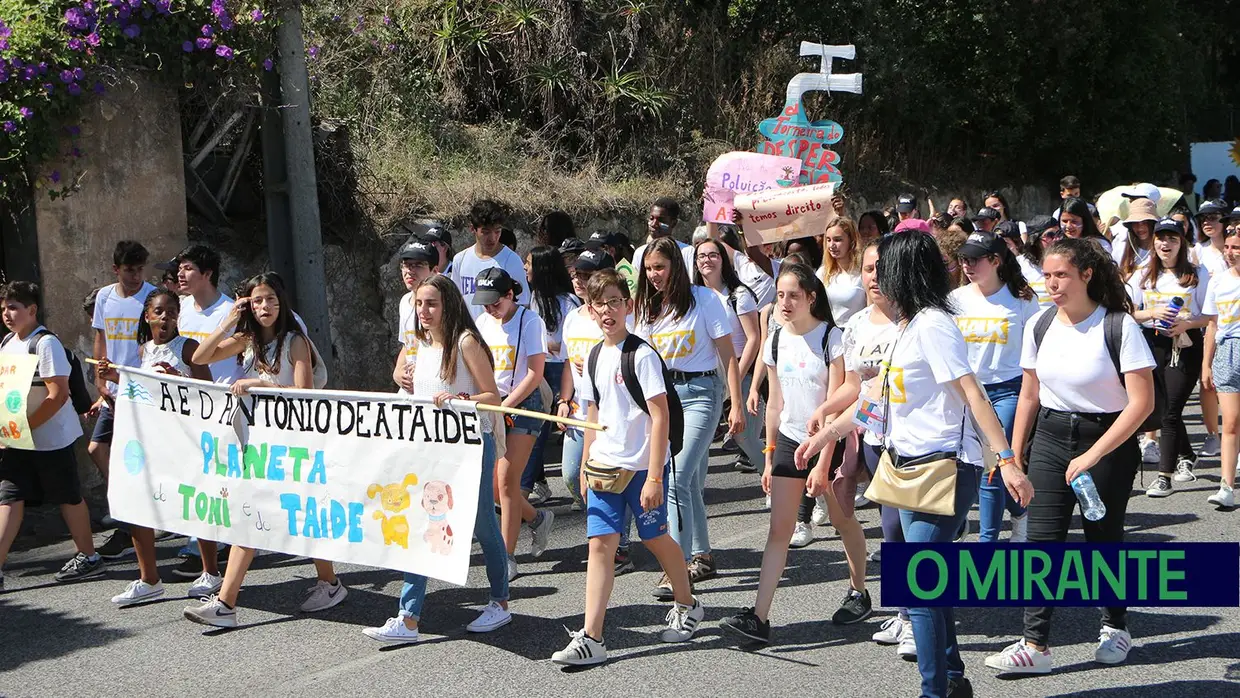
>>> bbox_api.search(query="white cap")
[1120,182,1161,203]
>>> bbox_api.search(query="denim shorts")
[91,401,114,444]
[586,469,670,541]
[1213,337,1240,393]
[505,390,544,436]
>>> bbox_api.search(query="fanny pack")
[866,449,959,516]
[583,460,636,494]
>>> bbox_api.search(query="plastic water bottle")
[1155,296,1185,335]
[1071,473,1107,521]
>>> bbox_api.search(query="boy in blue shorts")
[550,269,703,666]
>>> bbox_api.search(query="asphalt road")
[2,403,1238,698]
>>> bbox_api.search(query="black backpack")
[587,333,685,457]
[2,329,95,416]
[1032,309,1165,432]
[769,323,834,367]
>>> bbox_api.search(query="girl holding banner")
[183,273,347,628]
[363,275,513,644]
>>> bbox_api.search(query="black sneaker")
[947,677,973,698]
[614,546,635,575]
[721,608,771,643]
[832,588,873,625]
[172,554,205,579]
[733,455,757,473]
[54,553,106,582]
[721,436,740,453]
[96,530,135,560]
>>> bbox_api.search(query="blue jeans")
[900,462,981,698]
[668,373,723,560]
[563,427,631,547]
[399,433,508,620]
[734,373,764,467]
[978,378,1027,543]
[522,361,565,490]
[863,441,907,619]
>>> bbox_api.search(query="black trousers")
[1023,407,1139,647]
[1144,328,1203,475]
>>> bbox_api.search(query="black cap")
[1027,214,1058,236]
[559,237,586,254]
[957,232,1007,258]
[994,220,1021,241]
[1154,217,1185,237]
[472,267,519,305]
[1226,206,1240,223]
[1199,199,1229,217]
[585,230,618,250]
[420,226,451,245]
[573,249,616,272]
[399,239,438,264]
[896,194,917,214]
[154,258,179,272]
[971,207,1001,222]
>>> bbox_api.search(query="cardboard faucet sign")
[703,152,804,224]
[756,42,863,185]
[0,354,38,449]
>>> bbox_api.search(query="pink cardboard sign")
[703,151,803,224]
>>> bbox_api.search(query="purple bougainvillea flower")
[86,32,100,46]
[19,107,32,118]
[197,37,213,50]
[156,0,171,14]
[383,15,392,26]
[72,147,83,158]
[93,81,105,94]
[38,62,48,75]
[386,43,396,52]
[3,121,15,133]
[11,58,22,68]
[43,83,54,95]
[68,83,82,96]
[68,38,84,51]
[0,38,9,51]
[123,24,140,38]
[64,8,89,30]
[262,57,273,71]
[0,73,8,85]
[0,22,11,39]
[67,125,80,136]
[220,15,235,31]
[118,7,131,21]
[211,0,227,17]
[215,45,234,59]
[21,67,33,81]
[202,24,213,37]
[60,69,74,83]
[129,0,141,7]
[73,67,86,80]
[183,40,194,52]
[307,46,319,58]
[251,9,264,22]
[50,171,61,184]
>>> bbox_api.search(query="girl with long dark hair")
[184,273,342,627]
[987,238,1154,675]
[1129,220,1211,496]
[521,245,582,504]
[950,233,1039,543]
[362,275,512,644]
[636,236,744,597]
[1115,199,1157,275]
[1059,197,1110,253]
[1201,225,1240,508]
[858,210,890,245]
[798,232,1033,698]
[1194,200,1231,457]
[1020,216,1062,308]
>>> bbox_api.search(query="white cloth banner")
[108,366,483,585]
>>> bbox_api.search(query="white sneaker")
[529,509,555,558]
[985,639,1052,674]
[896,618,917,660]
[871,616,906,645]
[187,571,223,598]
[466,601,512,633]
[1094,626,1132,664]
[764,494,771,510]
[551,628,608,666]
[299,580,347,613]
[1173,458,1197,483]
[183,594,238,628]
[507,555,518,582]
[362,616,420,645]
[1009,513,1029,543]
[1201,434,1221,457]
[1145,477,1173,498]
[661,597,705,642]
[1208,485,1236,508]
[1139,436,1160,464]
[854,483,870,508]
[812,496,830,525]
[790,521,815,548]
[111,579,165,606]
[867,547,882,563]
[528,481,552,505]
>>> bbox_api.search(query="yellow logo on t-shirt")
[490,344,516,370]
[565,336,601,365]
[1029,279,1050,304]
[650,330,696,360]
[1143,290,1190,318]
[103,317,139,342]
[181,329,211,342]
[876,364,907,404]
[955,317,1010,345]
[402,329,420,360]
[1217,299,1240,325]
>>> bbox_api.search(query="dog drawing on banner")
[422,481,454,555]
[368,474,420,549]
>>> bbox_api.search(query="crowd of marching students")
[1,175,1238,698]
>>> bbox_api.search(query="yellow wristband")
[648,476,663,484]
[763,444,777,454]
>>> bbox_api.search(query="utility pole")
[275,3,332,376]
[259,67,294,297]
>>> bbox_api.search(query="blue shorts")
[91,401,114,444]
[586,469,670,541]
[505,390,543,437]
[1214,337,1240,393]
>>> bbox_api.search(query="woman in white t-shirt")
[1199,225,1240,508]
[1194,200,1230,457]
[185,272,343,628]
[693,239,762,472]
[949,232,1040,543]
[522,246,582,502]
[1128,219,1211,497]
[818,217,866,324]
[636,236,744,596]
[1019,217,1061,309]
[1059,197,1111,254]
[798,232,1033,698]
[472,267,554,578]
[986,238,1155,676]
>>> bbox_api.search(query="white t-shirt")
[578,339,670,471]
[633,239,694,275]
[1194,243,1228,277]
[477,307,547,396]
[880,309,978,461]
[715,285,759,358]
[949,284,1040,385]
[636,285,731,372]
[1,328,82,450]
[1127,267,1210,329]
[1020,305,1155,413]
[92,282,156,391]
[449,245,529,319]
[733,250,775,308]
[763,322,844,443]
[1018,256,1054,309]
[1111,237,1151,270]
[843,306,899,446]
[179,292,244,384]
[534,293,582,363]
[562,306,605,421]
[395,291,423,395]
[820,269,866,324]
[1203,269,1240,341]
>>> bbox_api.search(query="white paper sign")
[735,181,837,245]
[108,366,483,585]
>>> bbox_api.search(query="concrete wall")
[34,74,188,359]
